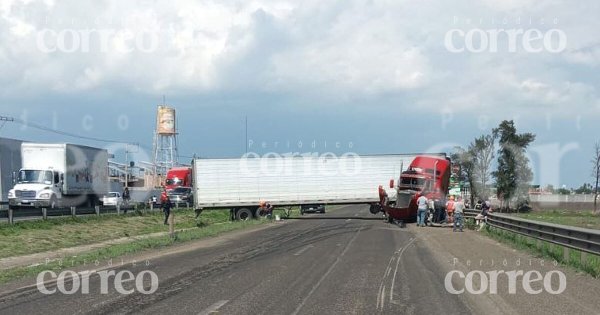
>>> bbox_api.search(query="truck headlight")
[39,192,51,199]
[8,190,15,198]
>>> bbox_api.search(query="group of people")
[416,195,492,232]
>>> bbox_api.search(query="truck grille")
[16,190,36,198]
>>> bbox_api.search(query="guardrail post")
[563,247,570,262]
[150,203,153,211]
[8,208,13,225]
[169,212,175,239]
[95,205,100,216]
[71,206,76,218]
[42,208,47,220]
[116,205,120,215]
[186,202,189,209]
[581,252,588,266]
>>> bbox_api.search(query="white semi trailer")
[8,143,109,209]
[0,137,23,203]
[192,154,435,220]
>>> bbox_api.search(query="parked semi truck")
[165,166,192,190]
[372,155,451,222]
[0,137,23,203]
[192,154,439,220]
[8,143,109,209]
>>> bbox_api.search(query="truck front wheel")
[236,208,253,221]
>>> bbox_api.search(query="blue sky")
[0,0,599,188]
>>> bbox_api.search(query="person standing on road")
[123,187,130,204]
[162,195,172,225]
[416,194,428,227]
[453,196,465,232]
[446,195,455,224]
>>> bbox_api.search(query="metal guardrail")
[463,209,600,256]
[0,203,149,224]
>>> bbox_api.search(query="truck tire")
[254,208,266,219]
[236,208,253,221]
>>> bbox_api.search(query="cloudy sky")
[0,0,599,188]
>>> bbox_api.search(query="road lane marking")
[291,226,363,315]
[198,300,229,315]
[381,285,386,309]
[293,245,314,256]
[390,237,416,303]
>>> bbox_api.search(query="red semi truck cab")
[398,155,451,204]
[375,155,451,222]
[165,167,192,190]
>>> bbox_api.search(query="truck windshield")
[166,178,182,185]
[18,170,53,184]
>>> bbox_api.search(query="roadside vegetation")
[483,226,600,278]
[514,210,600,230]
[0,208,283,259]
[0,217,268,284]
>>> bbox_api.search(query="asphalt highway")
[0,204,597,314]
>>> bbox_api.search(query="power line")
[3,115,137,145]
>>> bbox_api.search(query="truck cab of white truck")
[8,143,108,210]
[8,168,63,208]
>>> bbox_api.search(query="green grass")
[515,210,600,229]
[0,218,267,284]
[483,227,600,278]
[0,208,232,259]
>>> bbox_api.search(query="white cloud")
[0,0,597,117]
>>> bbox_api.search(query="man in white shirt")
[453,196,465,232]
[416,195,428,227]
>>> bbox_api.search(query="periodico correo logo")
[444,16,567,53]
[36,269,159,295]
[444,269,567,295]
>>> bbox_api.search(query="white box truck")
[192,154,440,220]
[8,143,109,209]
[0,137,22,203]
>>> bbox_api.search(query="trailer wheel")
[254,208,266,219]
[236,208,253,221]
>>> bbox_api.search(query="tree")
[574,183,593,194]
[468,134,496,200]
[492,120,536,210]
[451,147,476,206]
[557,187,571,195]
[592,142,600,214]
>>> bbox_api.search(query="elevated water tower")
[152,105,179,176]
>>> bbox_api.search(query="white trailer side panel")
[65,144,108,196]
[193,154,433,208]
[0,138,22,202]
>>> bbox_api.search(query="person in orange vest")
[446,195,455,224]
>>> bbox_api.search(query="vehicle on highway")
[167,186,193,206]
[165,167,192,190]
[371,155,451,222]
[192,154,444,220]
[8,143,109,209]
[102,192,123,206]
[300,204,325,214]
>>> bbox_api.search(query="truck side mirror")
[12,172,16,185]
